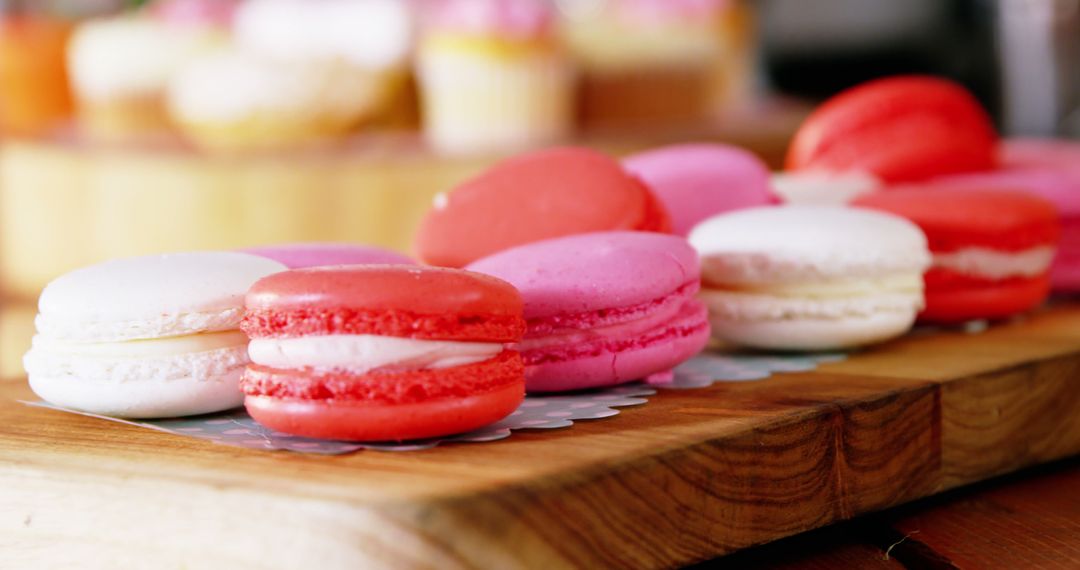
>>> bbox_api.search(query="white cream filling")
[248,335,503,374]
[933,246,1054,280]
[30,330,248,358]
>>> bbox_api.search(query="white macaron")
[24,252,285,418]
[689,206,931,351]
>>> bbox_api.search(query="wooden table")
[708,456,1080,569]
[3,304,1080,569]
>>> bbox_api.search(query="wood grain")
[3,305,1080,569]
[883,458,1080,570]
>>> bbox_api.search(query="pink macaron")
[467,231,710,392]
[623,143,776,236]
[242,243,415,269]
[1000,138,1080,173]
[933,168,1080,292]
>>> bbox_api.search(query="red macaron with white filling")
[240,265,526,441]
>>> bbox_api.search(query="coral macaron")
[241,265,526,441]
[787,75,997,183]
[415,147,671,268]
[854,187,1060,323]
[467,232,709,392]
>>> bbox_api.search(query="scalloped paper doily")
[23,351,844,454]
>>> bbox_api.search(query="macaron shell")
[243,353,525,441]
[37,252,286,325]
[853,187,1060,252]
[242,243,415,269]
[709,311,917,352]
[467,231,700,319]
[245,265,523,318]
[787,76,997,182]
[415,147,672,267]
[1001,138,1080,172]
[623,143,774,235]
[920,274,1050,323]
[932,169,1080,218]
[524,299,710,392]
[28,356,245,418]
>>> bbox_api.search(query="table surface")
[3,304,1080,569]
[707,455,1080,569]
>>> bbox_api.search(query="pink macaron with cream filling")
[623,143,776,236]
[467,231,710,392]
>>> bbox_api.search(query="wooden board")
[3,304,1080,569]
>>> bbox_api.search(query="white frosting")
[234,0,413,69]
[168,49,386,123]
[68,16,222,101]
[770,170,881,205]
[933,246,1055,280]
[36,252,284,342]
[248,334,503,374]
[690,206,931,285]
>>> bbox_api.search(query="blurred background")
[1,0,1078,377]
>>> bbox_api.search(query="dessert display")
[467,232,709,392]
[854,187,1060,322]
[415,146,670,267]
[689,206,931,351]
[622,143,775,235]
[242,243,416,269]
[67,12,226,140]
[417,0,575,154]
[23,252,286,418]
[561,0,755,129]
[240,265,526,441]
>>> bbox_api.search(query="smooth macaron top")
[466,231,700,319]
[622,143,775,236]
[933,169,1080,218]
[242,242,415,269]
[243,265,525,342]
[36,252,287,342]
[689,206,930,285]
[415,147,671,268]
[786,75,998,182]
[854,187,1061,252]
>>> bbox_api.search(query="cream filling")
[706,274,923,299]
[30,330,248,358]
[248,335,503,374]
[933,246,1054,280]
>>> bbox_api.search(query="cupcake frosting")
[234,0,413,70]
[424,0,554,40]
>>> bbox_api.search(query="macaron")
[622,143,775,236]
[854,187,1060,322]
[689,206,930,351]
[467,232,710,392]
[242,242,414,269]
[23,252,286,418]
[240,265,526,441]
[415,147,672,267]
[1001,138,1080,173]
[932,169,1080,292]
[786,75,998,183]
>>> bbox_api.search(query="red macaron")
[854,187,1060,322]
[240,265,526,441]
[415,147,671,268]
[787,76,998,183]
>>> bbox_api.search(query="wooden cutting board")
[3,305,1080,569]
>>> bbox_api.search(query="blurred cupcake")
[560,0,753,129]
[417,0,576,154]
[232,0,416,130]
[67,9,228,140]
[167,49,390,153]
